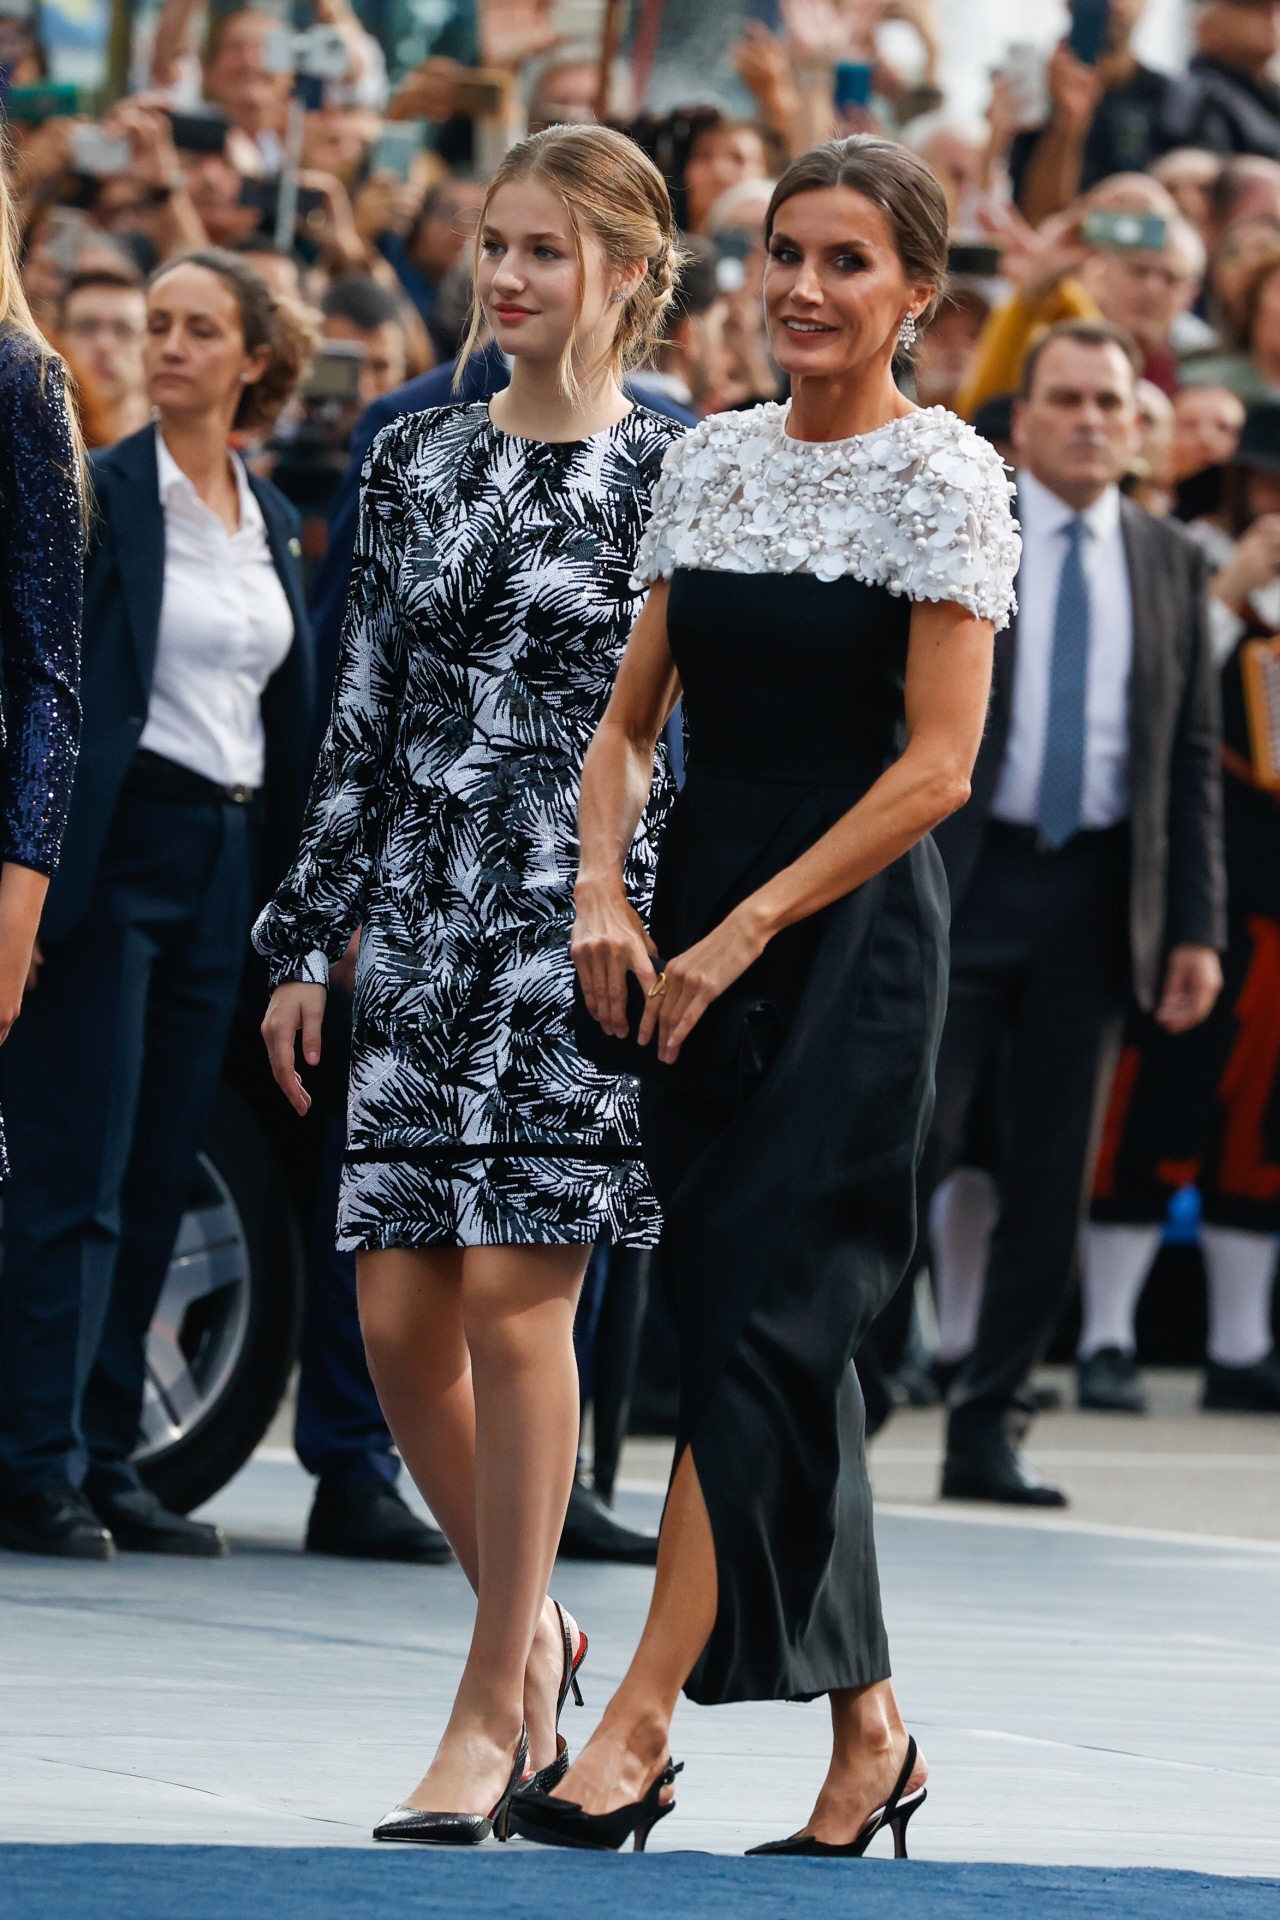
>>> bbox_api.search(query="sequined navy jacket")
[0,327,83,878]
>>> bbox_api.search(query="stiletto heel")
[512,1600,589,1810]
[374,1726,529,1846]
[508,1759,683,1852]
[745,1735,925,1859]
[889,1787,926,1858]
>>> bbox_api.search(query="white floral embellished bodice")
[632,401,1020,631]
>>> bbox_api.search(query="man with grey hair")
[1078,213,1208,396]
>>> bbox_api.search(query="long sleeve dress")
[253,401,685,1251]
[631,402,1020,1703]
[0,328,83,1177]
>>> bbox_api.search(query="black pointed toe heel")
[513,1599,589,1809]
[745,1735,926,1859]
[496,1601,588,1832]
[508,1758,682,1852]
[373,1725,530,1846]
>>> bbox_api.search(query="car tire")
[136,1082,305,1517]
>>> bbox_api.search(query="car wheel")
[135,1083,305,1516]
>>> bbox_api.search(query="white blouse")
[632,401,1020,631]
[140,430,295,790]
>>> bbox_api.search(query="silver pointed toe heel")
[373,1726,529,1846]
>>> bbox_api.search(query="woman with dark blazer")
[0,251,317,1562]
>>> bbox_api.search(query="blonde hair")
[0,154,87,505]
[454,124,684,401]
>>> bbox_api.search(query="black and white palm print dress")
[252,401,686,1251]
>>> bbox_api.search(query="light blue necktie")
[1036,516,1090,850]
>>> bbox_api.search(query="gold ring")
[647,971,668,1000]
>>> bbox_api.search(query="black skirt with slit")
[640,567,949,1706]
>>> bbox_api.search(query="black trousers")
[294,1108,400,1488]
[922,822,1131,1449]
[0,787,256,1499]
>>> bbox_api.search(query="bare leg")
[805,1684,927,1844]
[554,1443,716,1813]
[556,1445,927,1839]
[358,1244,587,1804]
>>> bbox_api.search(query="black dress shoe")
[1078,1346,1147,1414]
[931,1356,964,1397]
[1203,1350,1280,1412]
[306,1475,453,1563]
[941,1436,1067,1507]
[0,1484,114,1560]
[559,1476,658,1565]
[89,1485,226,1556]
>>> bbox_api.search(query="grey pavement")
[2,1375,1279,1874]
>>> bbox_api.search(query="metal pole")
[632,0,664,112]
[105,0,135,107]
[274,92,306,254]
[595,0,629,123]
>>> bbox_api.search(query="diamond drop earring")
[897,312,918,351]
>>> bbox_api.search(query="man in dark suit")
[295,350,695,1566]
[926,320,1227,1506]
[0,425,314,1558]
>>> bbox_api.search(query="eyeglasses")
[64,317,144,342]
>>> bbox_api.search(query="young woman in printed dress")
[254,126,686,1842]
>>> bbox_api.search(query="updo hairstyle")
[764,136,949,341]
[148,248,320,434]
[455,123,686,398]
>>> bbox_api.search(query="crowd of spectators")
[7,0,1280,1418]
[8,1,1280,532]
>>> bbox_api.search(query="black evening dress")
[254,402,684,1250]
[632,402,1019,1704]
[0,328,83,1178]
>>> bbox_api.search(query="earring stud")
[897,312,918,351]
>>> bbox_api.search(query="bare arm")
[637,598,994,1064]
[1018,45,1101,226]
[572,580,681,1037]
[151,0,204,86]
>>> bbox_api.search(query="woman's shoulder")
[0,321,43,379]
[366,399,487,472]
[0,327,76,485]
[0,323,61,418]
[876,407,1020,627]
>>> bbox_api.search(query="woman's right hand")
[262,982,328,1115]
[571,874,659,1039]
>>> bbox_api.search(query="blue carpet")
[1,1848,1275,1919]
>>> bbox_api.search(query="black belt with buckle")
[123,748,259,809]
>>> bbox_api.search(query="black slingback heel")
[494,1601,588,1838]
[508,1758,683,1852]
[372,1726,529,1846]
[745,1735,926,1859]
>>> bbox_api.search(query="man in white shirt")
[920,321,1227,1505]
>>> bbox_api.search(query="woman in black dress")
[513,137,1019,1855]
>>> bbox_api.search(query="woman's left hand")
[638,903,769,1066]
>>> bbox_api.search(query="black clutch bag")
[571,964,784,1103]
[571,968,661,1078]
